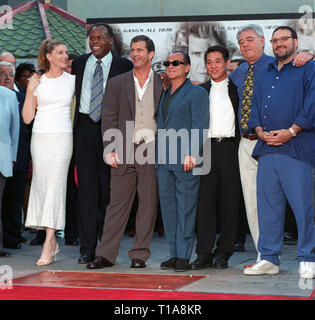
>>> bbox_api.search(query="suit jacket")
[102,69,163,175]
[71,52,133,132]
[13,91,31,173]
[0,86,19,177]
[199,78,240,142]
[156,79,209,172]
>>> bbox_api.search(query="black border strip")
[87,12,315,24]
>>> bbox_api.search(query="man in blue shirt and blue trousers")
[244,26,315,279]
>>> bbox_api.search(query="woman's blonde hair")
[38,39,66,71]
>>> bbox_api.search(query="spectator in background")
[15,63,36,94]
[0,52,16,69]
[0,52,20,92]
[227,58,246,75]
[0,86,19,258]
[0,62,31,250]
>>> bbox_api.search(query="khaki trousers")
[238,137,260,261]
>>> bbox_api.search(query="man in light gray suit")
[87,35,163,269]
[0,86,19,257]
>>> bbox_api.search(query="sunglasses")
[163,60,185,67]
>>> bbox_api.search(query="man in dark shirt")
[156,52,209,272]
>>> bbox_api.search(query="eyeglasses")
[270,36,293,44]
[238,36,259,45]
[163,60,185,67]
[0,71,14,78]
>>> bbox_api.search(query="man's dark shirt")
[162,79,188,121]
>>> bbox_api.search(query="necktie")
[89,60,103,122]
[240,64,254,131]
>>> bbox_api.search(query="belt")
[211,137,235,143]
[241,133,258,140]
[78,112,101,124]
[79,112,90,117]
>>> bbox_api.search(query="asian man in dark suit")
[190,46,242,270]
[71,23,133,264]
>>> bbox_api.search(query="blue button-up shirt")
[248,58,315,166]
[229,53,274,134]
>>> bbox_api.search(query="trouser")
[2,171,27,246]
[195,139,241,259]
[157,166,200,261]
[75,114,110,256]
[257,153,315,265]
[238,137,260,260]
[96,163,158,264]
[0,173,6,246]
[65,157,78,242]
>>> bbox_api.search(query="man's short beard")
[275,46,296,61]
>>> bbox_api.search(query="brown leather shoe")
[130,259,146,268]
[86,256,113,269]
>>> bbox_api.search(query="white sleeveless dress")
[25,72,75,230]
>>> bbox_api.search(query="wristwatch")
[289,127,296,137]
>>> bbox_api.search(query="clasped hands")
[257,129,293,146]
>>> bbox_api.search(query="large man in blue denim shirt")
[229,24,313,265]
[244,26,315,279]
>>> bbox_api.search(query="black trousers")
[75,113,110,256]
[2,171,27,246]
[64,156,79,242]
[195,139,242,259]
[234,193,249,245]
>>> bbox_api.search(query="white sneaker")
[244,260,279,275]
[299,262,315,279]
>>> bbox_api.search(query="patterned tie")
[240,64,254,131]
[89,60,103,122]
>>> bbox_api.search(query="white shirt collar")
[211,76,229,87]
[90,51,113,67]
[133,68,153,85]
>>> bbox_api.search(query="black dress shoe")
[233,243,245,252]
[20,237,27,243]
[0,250,10,258]
[65,239,79,246]
[78,254,95,264]
[213,256,228,269]
[3,243,22,249]
[160,257,177,270]
[130,259,146,268]
[174,258,191,272]
[190,255,213,270]
[87,256,113,269]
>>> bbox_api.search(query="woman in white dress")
[22,39,75,266]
